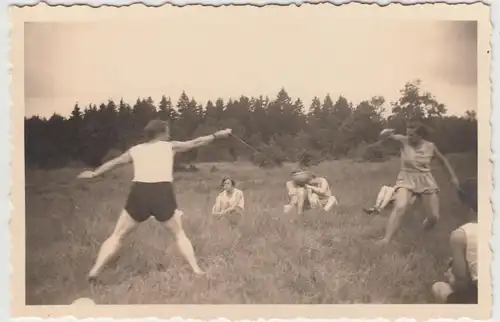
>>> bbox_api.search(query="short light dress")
[394,138,440,195]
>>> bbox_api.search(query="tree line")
[25,79,477,169]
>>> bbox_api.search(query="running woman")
[377,121,460,245]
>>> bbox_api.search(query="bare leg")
[296,187,307,215]
[164,209,204,275]
[364,186,394,215]
[284,195,298,214]
[377,188,411,245]
[376,186,395,211]
[324,196,338,212]
[374,186,388,209]
[422,193,440,230]
[88,209,139,280]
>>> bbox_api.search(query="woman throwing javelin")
[77,119,232,282]
[377,121,460,245]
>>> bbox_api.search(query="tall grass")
[25,153,476,304]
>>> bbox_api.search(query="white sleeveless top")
[460,222,478,282]
[129,141,174,183]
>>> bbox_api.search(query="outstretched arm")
[172,129,232,153]
[379,128,407,144]
[78,150,132,179]
[434,145,460,187]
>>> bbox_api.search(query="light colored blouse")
[212,188,245,214]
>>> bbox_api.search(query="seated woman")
[306,174,338,211]
[284,170,338,215]
[212,176,245,217]
[431,177,478,304]
[363,184,417,215]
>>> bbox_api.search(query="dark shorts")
[125,181,177,223]
[446,282,478,304]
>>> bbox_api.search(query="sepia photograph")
[10,2,492,320]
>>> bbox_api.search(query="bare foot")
[193,268,206,276]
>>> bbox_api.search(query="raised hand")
[380,128,395,137]
[214,128,232,138]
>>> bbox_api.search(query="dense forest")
[25,79,477,169]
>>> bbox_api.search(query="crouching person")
[305,174,338,212]
[284,170,338,215]
[432,178,478,304]
[212,176,244,227]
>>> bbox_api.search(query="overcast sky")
[24,6,477,118]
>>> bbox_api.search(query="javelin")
[229,133,261,154]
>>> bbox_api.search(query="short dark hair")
[144,119,169,139]
[407,120,431,139]
[458,177,478,213]
[221,177,235,187]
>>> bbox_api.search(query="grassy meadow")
[25,153,476,305]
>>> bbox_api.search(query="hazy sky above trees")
[24,6,477,118]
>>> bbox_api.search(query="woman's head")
[221,177,236,191]
[144,119,170,141]
[406,120,429,144]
